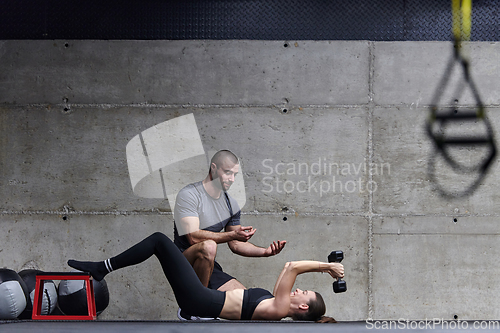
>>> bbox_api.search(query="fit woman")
[68,232,343,321]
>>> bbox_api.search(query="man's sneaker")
[177,308,219,321]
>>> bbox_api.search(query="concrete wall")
[1,40,499,321]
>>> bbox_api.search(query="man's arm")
[225,225,287,257]
[180,216,256,245]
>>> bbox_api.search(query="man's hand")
[263,240,287,257]
[233,226,256,242]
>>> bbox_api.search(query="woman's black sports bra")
[240,288,274,320]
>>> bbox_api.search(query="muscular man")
[173,150,286,297]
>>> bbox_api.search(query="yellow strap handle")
[452,0,472,42]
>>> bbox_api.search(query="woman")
[68,232,343,322]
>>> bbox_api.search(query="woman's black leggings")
[109,232,225,317]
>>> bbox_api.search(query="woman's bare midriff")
[219,289,244,320]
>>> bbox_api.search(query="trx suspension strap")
[426,0,496,198]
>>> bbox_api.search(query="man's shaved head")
[210,150,239,167]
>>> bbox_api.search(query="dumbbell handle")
[328,250,347,293]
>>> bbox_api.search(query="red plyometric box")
[32,272,96,320]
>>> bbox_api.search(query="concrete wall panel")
[1,106,369,214]
[372,106,500,215]
[374,42,500,106]
[0,40,370,106]
[373,216,500,320]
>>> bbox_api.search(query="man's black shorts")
[208,260,235,290]
[177,244,236,290]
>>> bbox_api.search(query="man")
[173,150,286,318]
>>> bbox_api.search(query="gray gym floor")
[2,320,500,333]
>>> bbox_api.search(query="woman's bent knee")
[150,232,170,244]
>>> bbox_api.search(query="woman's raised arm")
[263,260,344,319]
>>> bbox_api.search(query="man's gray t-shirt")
[173,181,241,251]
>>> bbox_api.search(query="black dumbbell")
[328,250,347,293]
